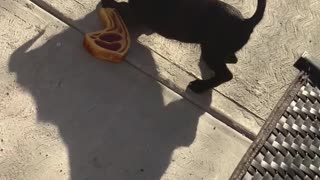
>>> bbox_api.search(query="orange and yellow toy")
[84,8,130,63]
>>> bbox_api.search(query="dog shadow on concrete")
[8,4,212,180]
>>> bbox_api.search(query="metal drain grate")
[244,81,320,179]
[231,52,320,180]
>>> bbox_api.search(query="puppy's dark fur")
[102,0,267,93]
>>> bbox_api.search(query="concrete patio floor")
[0,0,320,179]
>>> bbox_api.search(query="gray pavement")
[0,0,250,179]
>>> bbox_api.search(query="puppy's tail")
[246,0,267,27]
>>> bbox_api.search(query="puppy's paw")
[187,80,210,94]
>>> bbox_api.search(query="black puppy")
[102,0,267,93]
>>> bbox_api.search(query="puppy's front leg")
[188,64,233,93]
[187,70,232,93]
[188,44,233,93]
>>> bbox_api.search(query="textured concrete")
[136,0,320,120]
[0,0,250,179]
[30,0,263,137]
